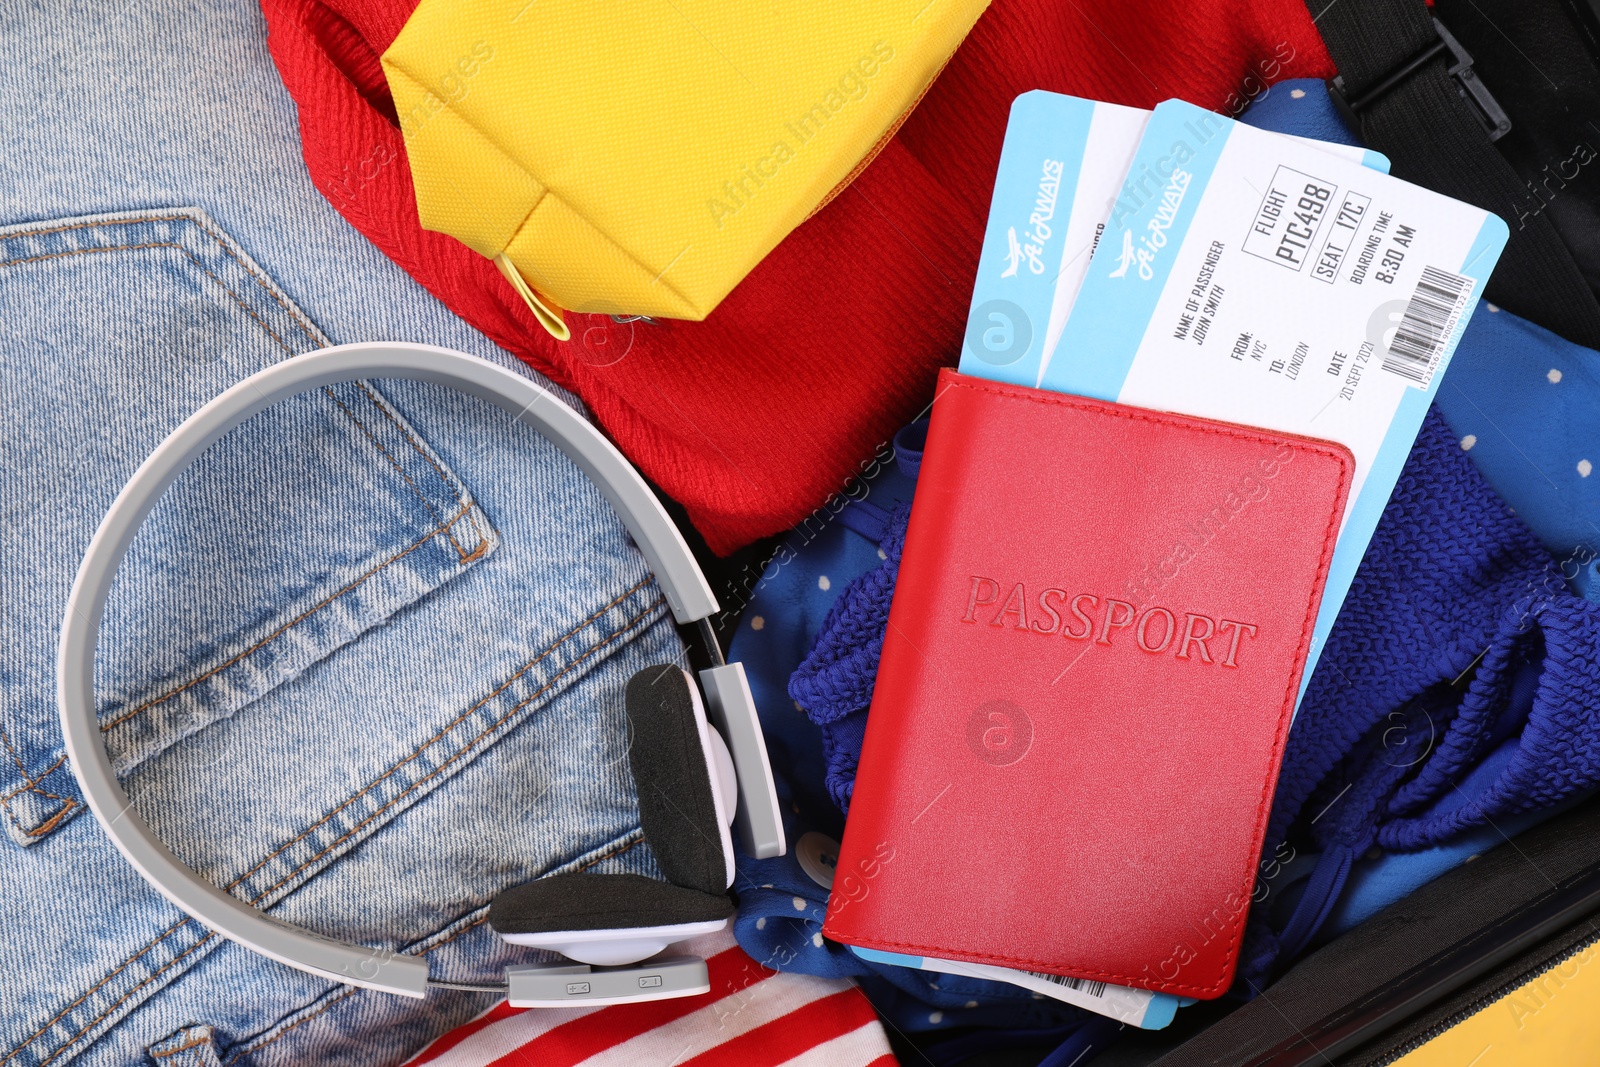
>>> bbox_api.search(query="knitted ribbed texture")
[792,408,1600,992]
[787,500,913,812]
[1381,596,1600,845]
[1235,407,1587,985]
[1272,412,1562,823]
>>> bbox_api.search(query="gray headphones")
[59,343,785,1006]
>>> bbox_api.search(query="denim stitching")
[0,801,74,839]
[0,211,520,1058]
[0,731,75,837]
[431,915,489,948]
[6,583,651,1062]
[0,729,30,784]
[0,751,66,803]
[150,1032,213,1059]
[0,218,482,549]
[1,217,202,240]
[324,383,488,561]
[164,214,492,577]
[221,989,360,1065]
[0,795,75,839]
[244,597,663,905]
[320,387,476,562]
[235,589,664,904]
[148,211,324,348]
[0,212,492,617]
[100,502,477,732]
[221,834,646,1065]
[0,244,304,357]
[0,223,487,830]
[221,576,655,892]
[350,380,488,552]
[12,589,660,1064]
[0,214,324,347]
[33,934,216,1067]
[119,213,481,542]
[0,230,311,827]
[0,919,193,1066]
[0,215,483,560]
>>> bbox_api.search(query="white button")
[566,982,591,995]
[796,831,841,890]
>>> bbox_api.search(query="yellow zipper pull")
[494,253,571,342]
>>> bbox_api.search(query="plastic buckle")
[1328,17,1512,142]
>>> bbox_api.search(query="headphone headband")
[58,344,725,996]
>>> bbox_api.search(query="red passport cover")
[823,370,1354,999]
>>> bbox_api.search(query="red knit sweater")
[260,0,1332,554]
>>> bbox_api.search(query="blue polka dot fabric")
[1434,305,1600,599]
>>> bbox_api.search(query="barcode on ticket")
[1381,266,1472,387]
[1025,970,1110,998]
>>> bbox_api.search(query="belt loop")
[147,1024,225,1067]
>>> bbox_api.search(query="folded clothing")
[258,0,1334,553]
[1433,303,1600,599]
[787,500,913,815]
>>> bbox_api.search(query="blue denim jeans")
[0,4,680,1064]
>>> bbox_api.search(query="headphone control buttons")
[566,982,592,995]
[638,975,663,988]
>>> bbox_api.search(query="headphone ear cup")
[490,872,733,935]
[489,872,734,966]
[625,665,731,895]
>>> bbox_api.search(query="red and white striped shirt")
[408,932,898,1067]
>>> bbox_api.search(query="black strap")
[1310,0,1600,349]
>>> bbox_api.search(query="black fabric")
[1083,1001,1242,1067]
[1310,0,1600,348]
[625,664,728,895]
[488,872,734,934]
[1144,792,1600,1066]
[486,665,732,938]
[1434,0,1600,300]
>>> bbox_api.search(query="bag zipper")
[501,56,958,338]
[1368,926,1600,1066]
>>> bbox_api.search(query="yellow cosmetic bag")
[381,0,991,338]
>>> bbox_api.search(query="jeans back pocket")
[0,207,498,846]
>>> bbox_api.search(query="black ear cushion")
[489,872,734,934]
[624,665,728,895]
